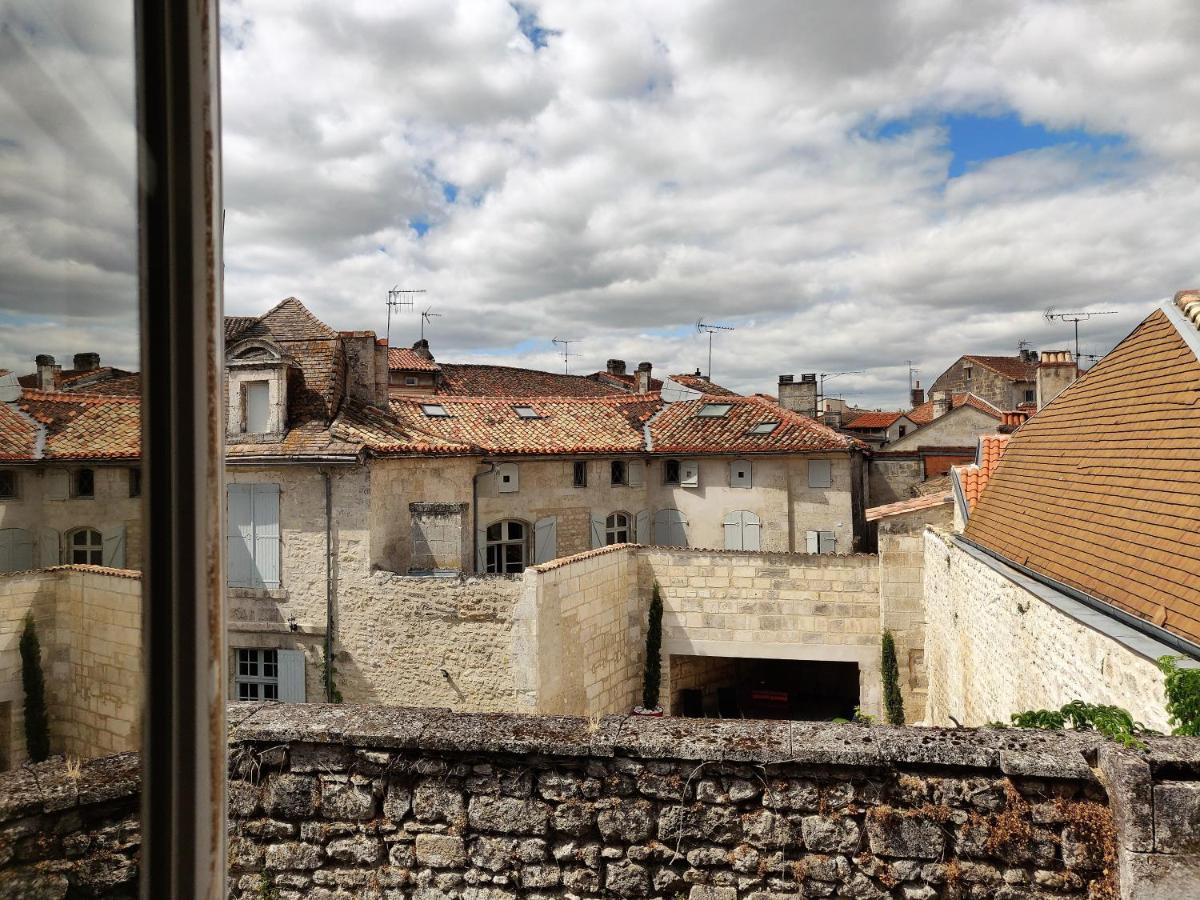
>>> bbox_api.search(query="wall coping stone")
[0,751,139,821]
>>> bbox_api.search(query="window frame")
[66,527,103,565]
[610,459,627,486]
[421,402,451,417]
[0,470,17,500]
[129,467,142,498]
[74,467,95,498]
[605,511,631,545]
[663,459,681,485]
[572,460,587,488]
[512,404,541,419]
[696,402,732,417]
[234,648,279,701]
[241,379,270,434]
[484,519,528,574]
[749,422,778,435]
[404,375,417,386]
[808,458,833,489]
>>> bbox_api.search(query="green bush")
[881,630,905,725]
[642,581,663,710]
[1159,655,1200,736]
[20,614,50,762]
[1007,700,1148,749]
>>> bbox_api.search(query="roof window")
[749,421,778,435]
[421,403,450,418]
[513,405,540,419]
[696,403,733,418]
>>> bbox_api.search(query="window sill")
[228,587,289,601]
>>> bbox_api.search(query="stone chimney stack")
[777,373,818,419]
[910,380,924,408]
[35,354,58,391]
[635,362,653,393]
[73,352,101,372]
[606,359,626,376]
[1036,350,1078,410]
[931,390,951,419]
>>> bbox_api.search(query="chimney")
[1036,350,1078,410]
[411,338,434,361]
[35,354,58,391]
[931,390,951,419]
[693,368,709,382]
[374,338,390,408]
[777,373,818,419]
[910,380,924,408]
[1020,347,1038,364]
[73,352,101,372]
[606,359,626,376]
[999,410,1029,433]
[635,362,653,393]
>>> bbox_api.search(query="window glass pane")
[486,523,501,541]
[507,521,524,540]
[74,530,88,546]
[263,683,278,700]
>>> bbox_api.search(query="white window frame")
[696,402,732,417]
[66,527,103,565]
[680,461,700,488]
[242,379,270,434]
[513,405,540,419]
[485,520,528,573]
[421,403,450,417]
[605,511,631,545]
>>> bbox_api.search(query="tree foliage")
[881,630,905,725]
[20,614,50,762]
[1006,700,1149,749]
[642,581,663,710]
[1159,655,1200,736]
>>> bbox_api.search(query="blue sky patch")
[869,111,1127,178]
[409,216,430,237]
[442,181,459,203]
[511,3,559,51]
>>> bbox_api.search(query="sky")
[3,1,1200,408]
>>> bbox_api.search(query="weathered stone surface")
[416,834,467,868]
[551,800,594,836]
[469,796,550,835]
[800,815,860,853]
[414,781,466,824]
[383,783,412,820]
[597,799,654,842]
[865,811,944,859]
[689,886,737,900]
[265,841,324,871]
[1153,781,1200,854]
[326,835,384,865]
[320,777,377,820]
[605,859,651,897]
[264,774,319,818]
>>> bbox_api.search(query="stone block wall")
[868,457,923,506]
[923,529,1172,732]
[0,567,142,769]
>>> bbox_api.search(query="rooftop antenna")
[696,319,735,380]
[817,370,863,418]
[1043,308,1117,362]
[386,287,425,347]
[420,306,442,341]
[906,360,918,394]
[552,337,581,374]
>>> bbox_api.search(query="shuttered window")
[234,648,304,702]
[730,460,752,489]
[227,483,281,588]
[67,528,103,565]
[652,508,688,547]
[808,459,832,488]
[243,380,269,433]
[497,463,519,493]
[805,530,837,554]
[0,528,34,573]
[723,510,761,551]
[534,516,557,564]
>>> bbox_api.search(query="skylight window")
[421,403,450,417]
[696,403,733,417]
[513,405,540,419]
[750,422,779,435]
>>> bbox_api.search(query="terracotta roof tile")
[388,347,440,372]
[1,389,141,460]
[951,434,1010,514]
[964,304,1200,646]
[908,392,1003,426]
[843,410,906,430]
[667,374,740,397]
[437,364,629,398]
[865,493,952,522]
[648,395,854,455]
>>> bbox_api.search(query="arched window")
[605,511,631,545]
[485,520,527,573]
[66,527,103,565]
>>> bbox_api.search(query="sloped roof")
[585,370,666,393]
[388,347,440,372]
[963,355,1038,381]
[964,294,1200,646]
[843,410,908,430]
[667,373,740,397]
[908,392,1004,426]
[437,364,628,398]
[865,493,953,522]
[0,389,141,461]
[952,434,1009,514]
[648,395,854,455]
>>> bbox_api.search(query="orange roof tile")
[951,434,1010,514]
[0,389,141,460]
[964,296,1200,647]
[667,373,740,397]
[843,410,907,430]
[388,347,440,372]
[437,364,630,398]
[865,493,953,522]
[907,392,1003,426]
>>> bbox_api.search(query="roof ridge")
[21,388,139,404]
[258,296,338,339]
[396,392,663,405]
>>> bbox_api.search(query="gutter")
[956,533,1200,661]
[225,455,359,466]
[322,468,336,701]
[472,461,496,574]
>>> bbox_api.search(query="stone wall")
[638,548,884,718]
[885,406,1000,454]
[0,567,142,768]
[923,529,1174,732]
[868,456,923,506]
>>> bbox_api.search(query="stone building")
[928,351,1039,412]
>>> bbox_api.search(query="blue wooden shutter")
[226,484,254,587]
[276,649,306,702]
[252,484,281,588]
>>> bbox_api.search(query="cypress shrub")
[881,629,905,725]
[642,581,663,710]
[20,613,50,762]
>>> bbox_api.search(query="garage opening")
[669,655,860,722]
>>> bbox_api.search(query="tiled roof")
[843,410,906,430]
[255,297,339,341]
[437,364,629,398]
[226,420,361,460]
[667,374,740,397]
[388,348,441,372]
[865,493,952,522]
[648,395,855,455]
[963,355,1037,381]
[59,368,141,397]
[586,371,666,393]
[0,389,141,460]
[964,298,1200,646]
[951,434,1009,514]
[907,392,1003,426]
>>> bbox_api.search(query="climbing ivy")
[20,614,50,762]
[881,630,905,725]
[1158,655,1200,736]
[642,581,663,710]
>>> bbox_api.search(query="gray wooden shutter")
[46,468,69,500]
[476,527,488,573]
[534,516,557,565]
[102,525,126,569]
[590,513,605,549]
[226,484,254,587]
[819,531,837,554]
[808,459,832,488]
[252,484,281,588]
[681,461,699,487]
[628,460,645,487]
[0,528,33,572]
[635,509,649,544]
[497,463,519,493]
[38,527,60,568]
[806,530,820,554]
[723,512,743,550]
[743,512,761,551]
[730,460,752,489]
[276,649,306,702]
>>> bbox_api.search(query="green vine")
[1158,655,1200,736]
[20,613,50,762]
[1004,700,1149,749]
[642,581,663,710]
[321,644,343,704]
[881,630,905,725]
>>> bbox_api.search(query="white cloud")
[2,0,1199,408]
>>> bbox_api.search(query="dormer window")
[243,381,269,434]
[226,337,288,438]
[696,403,732,417]
[421,403,450,418]
[513,405,540,419]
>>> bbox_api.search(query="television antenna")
[696,319,735,380]
[1043,308,1117,362]
[385,287,425,346]
[551,337,581,374]
[818,370,863,418]
[420,306,442,341]
[906,360,918,394]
